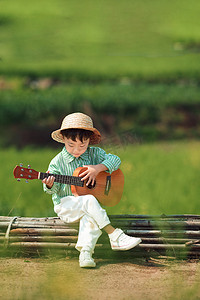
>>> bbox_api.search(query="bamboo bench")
[1,215,200,259]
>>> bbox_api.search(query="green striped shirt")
[43,146,121,205]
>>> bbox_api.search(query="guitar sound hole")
[87,181,96,189]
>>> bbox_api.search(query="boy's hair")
[61,128,93,142]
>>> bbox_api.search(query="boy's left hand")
[79,164,107,186]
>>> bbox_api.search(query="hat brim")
[51,127,101,145]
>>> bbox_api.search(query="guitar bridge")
[104,175,111,195]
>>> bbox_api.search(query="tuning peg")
[20,163,23,167]
[28,165,31,169]
[25,179,29,183]
[17,179,21,182]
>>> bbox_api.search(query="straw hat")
[51,112,101,145]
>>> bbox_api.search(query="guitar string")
[41,173,117,195]
[42,173,83,186]
[41,173,116,188]
[41,173,109,187]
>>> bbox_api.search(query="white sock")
[81,246,92,252]
[108,228,123,241]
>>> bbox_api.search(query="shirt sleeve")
[94,147,121,173]
[43,159,61,195]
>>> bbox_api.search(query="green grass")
[1,141,200,217]
[113,141,200,215]
[1,0,200,80]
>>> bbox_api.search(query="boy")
[43,112,141,268]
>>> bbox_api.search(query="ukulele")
[13,165,124,207]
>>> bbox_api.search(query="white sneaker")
[79,250,96,268]
[109,228,142,251]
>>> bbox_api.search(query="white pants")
[54,195,111,253]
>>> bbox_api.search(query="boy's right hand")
[42,171,55,189]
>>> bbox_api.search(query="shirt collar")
[61,146,89,163]
[79,148,89,161]
[61,147,75,163]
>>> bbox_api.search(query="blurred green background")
[1,0,200,217]
[1,0,200,79]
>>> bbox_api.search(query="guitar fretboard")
[39,172,84,187]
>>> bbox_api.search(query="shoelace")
[82,251,92,260]
[118,233,132,242]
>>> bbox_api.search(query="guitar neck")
[39,172,84,187]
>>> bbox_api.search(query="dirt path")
[0,257,200,300]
